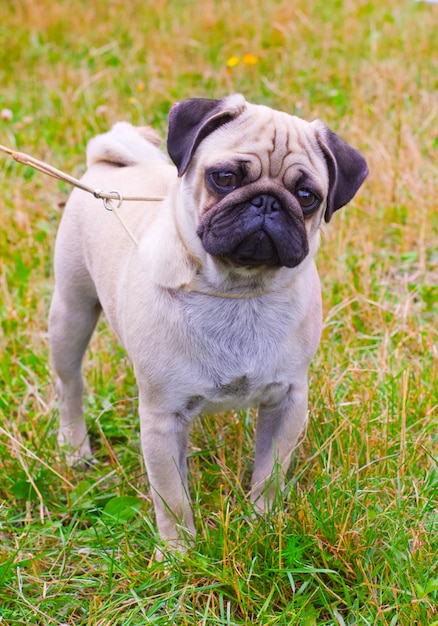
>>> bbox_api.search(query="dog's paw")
[152,526,195,565]
[58,437,93,468]
[152,539,189,568]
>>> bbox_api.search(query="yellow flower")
[128,97,137,104]
[227,56,240,68]
[243,53,258,66]
[136,82,145,92]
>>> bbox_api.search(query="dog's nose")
[250,194,282,214]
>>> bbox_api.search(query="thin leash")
[0,143,270,299]
[0,143,164,246]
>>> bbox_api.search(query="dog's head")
[167,94,368,270]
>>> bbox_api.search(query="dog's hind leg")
[49,288,101,464]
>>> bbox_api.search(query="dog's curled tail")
[86,122,168,168]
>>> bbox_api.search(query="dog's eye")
[210,171,238,192]
[297,189,320,213]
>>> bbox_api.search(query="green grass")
[0,0,437,623]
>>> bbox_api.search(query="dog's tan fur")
[49,95,367,546]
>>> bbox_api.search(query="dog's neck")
[182,282,269,299]
[182,260,299,299]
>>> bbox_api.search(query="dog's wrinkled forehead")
[199,104,327,183]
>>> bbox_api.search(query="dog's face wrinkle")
[259,113,318,181]
[268,126,278,177]
[268,122,291,179]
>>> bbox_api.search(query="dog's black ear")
[315,123,368,222]
[167,95,246,176]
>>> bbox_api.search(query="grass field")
[0,0,437,623]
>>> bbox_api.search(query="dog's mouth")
[196,189,309,269]
[228,229,280,267]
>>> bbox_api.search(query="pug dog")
[49,94,368,547]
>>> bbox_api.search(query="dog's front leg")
[139,401,195,547]
[250,381,309,511]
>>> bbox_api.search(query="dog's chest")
[179,295,298,412]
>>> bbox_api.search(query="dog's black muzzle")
[197,187,309,269]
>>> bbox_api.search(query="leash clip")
[102,190,123,212]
